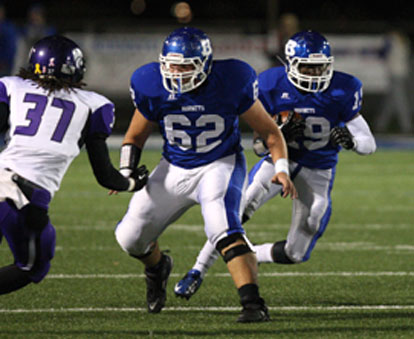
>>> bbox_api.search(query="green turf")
[0,149,413,338]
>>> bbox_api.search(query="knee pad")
[22,204,49,233]
[216,233,252,263]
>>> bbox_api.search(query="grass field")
[0,148,413,338]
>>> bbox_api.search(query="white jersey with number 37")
[0,76,115,195]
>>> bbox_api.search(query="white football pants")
[115,153,248,257]
[246,157,335,262]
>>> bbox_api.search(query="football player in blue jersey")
[114,27,297,323]
[175,30,377,300]
[0,36,148,295]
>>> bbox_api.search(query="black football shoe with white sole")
[144,253,173,313]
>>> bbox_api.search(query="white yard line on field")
[45,271,414,279]
[39,243,414,252]
[1,305,413,314]
[54,223,413,231]
[2,242,413,253]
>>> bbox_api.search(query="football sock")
[238,283,261,305]
[272,240,294,264]
[0,264,32,294]
[253,243,274,263]
[192,240,219,278]
[145,254,167,274]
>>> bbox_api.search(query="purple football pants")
[0,194,56,283]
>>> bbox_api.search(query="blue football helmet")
[159,27,213,93]
[284,30,334,92]
[28,35,86,82]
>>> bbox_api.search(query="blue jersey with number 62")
[259,67,362,169]
[130,59,258,169]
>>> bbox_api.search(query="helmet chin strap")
[276,54,288,68]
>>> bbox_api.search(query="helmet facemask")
[287,54,334,93]
[159,52,209,94]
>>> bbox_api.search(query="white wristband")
[120,168,133,178]
[275,158,289,175]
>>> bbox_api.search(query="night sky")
[4,0,412,27]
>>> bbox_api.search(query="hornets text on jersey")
[259,66,362,169]
[130,59,258,168]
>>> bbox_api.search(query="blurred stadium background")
[4,0,414,144]
[1,3,413,336]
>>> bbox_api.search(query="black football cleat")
[144,254,173,313]
[237,300,270,323]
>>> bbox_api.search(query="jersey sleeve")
[258,70,276,116]
[340,76,363,122]
[129,64,159,121]
[0,81,9,132]
[130,80,152,120]
[0,80,10,105]
[230,60,258,115]
[88,102,115,137]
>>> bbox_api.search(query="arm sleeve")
[85,133,130,191]
[0,102,10,132]
[346,115,376,155]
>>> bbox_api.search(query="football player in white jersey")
[0,35,148,295]
[175,30,377,300]
[114,27,297,322]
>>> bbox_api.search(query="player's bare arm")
[123,108,155,148]
[241,100,297,199]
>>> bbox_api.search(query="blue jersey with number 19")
[259,66,363,169]
[130,59,258,169]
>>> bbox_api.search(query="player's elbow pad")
[346,115,376,155]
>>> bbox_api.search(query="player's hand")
[277,111,306,143]
[271,172,297,199]
[252,137,269,157]
[330,126,355,150]
[128,165,149,192]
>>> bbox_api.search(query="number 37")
[14,93,75,142]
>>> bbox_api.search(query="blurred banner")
[19,32,384,96]
[328,35,388,93]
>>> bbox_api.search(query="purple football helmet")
[159,27,213,93]
[285,30,334,92]
[28,35,86,82]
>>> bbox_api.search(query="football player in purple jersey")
[0,35,148,295]
[114,27,297,322]
[175,30,376,300]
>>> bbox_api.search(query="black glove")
[330,126,355,150]
[277,111,306,143]
[128,165,149,191]
[252,137,269,157]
